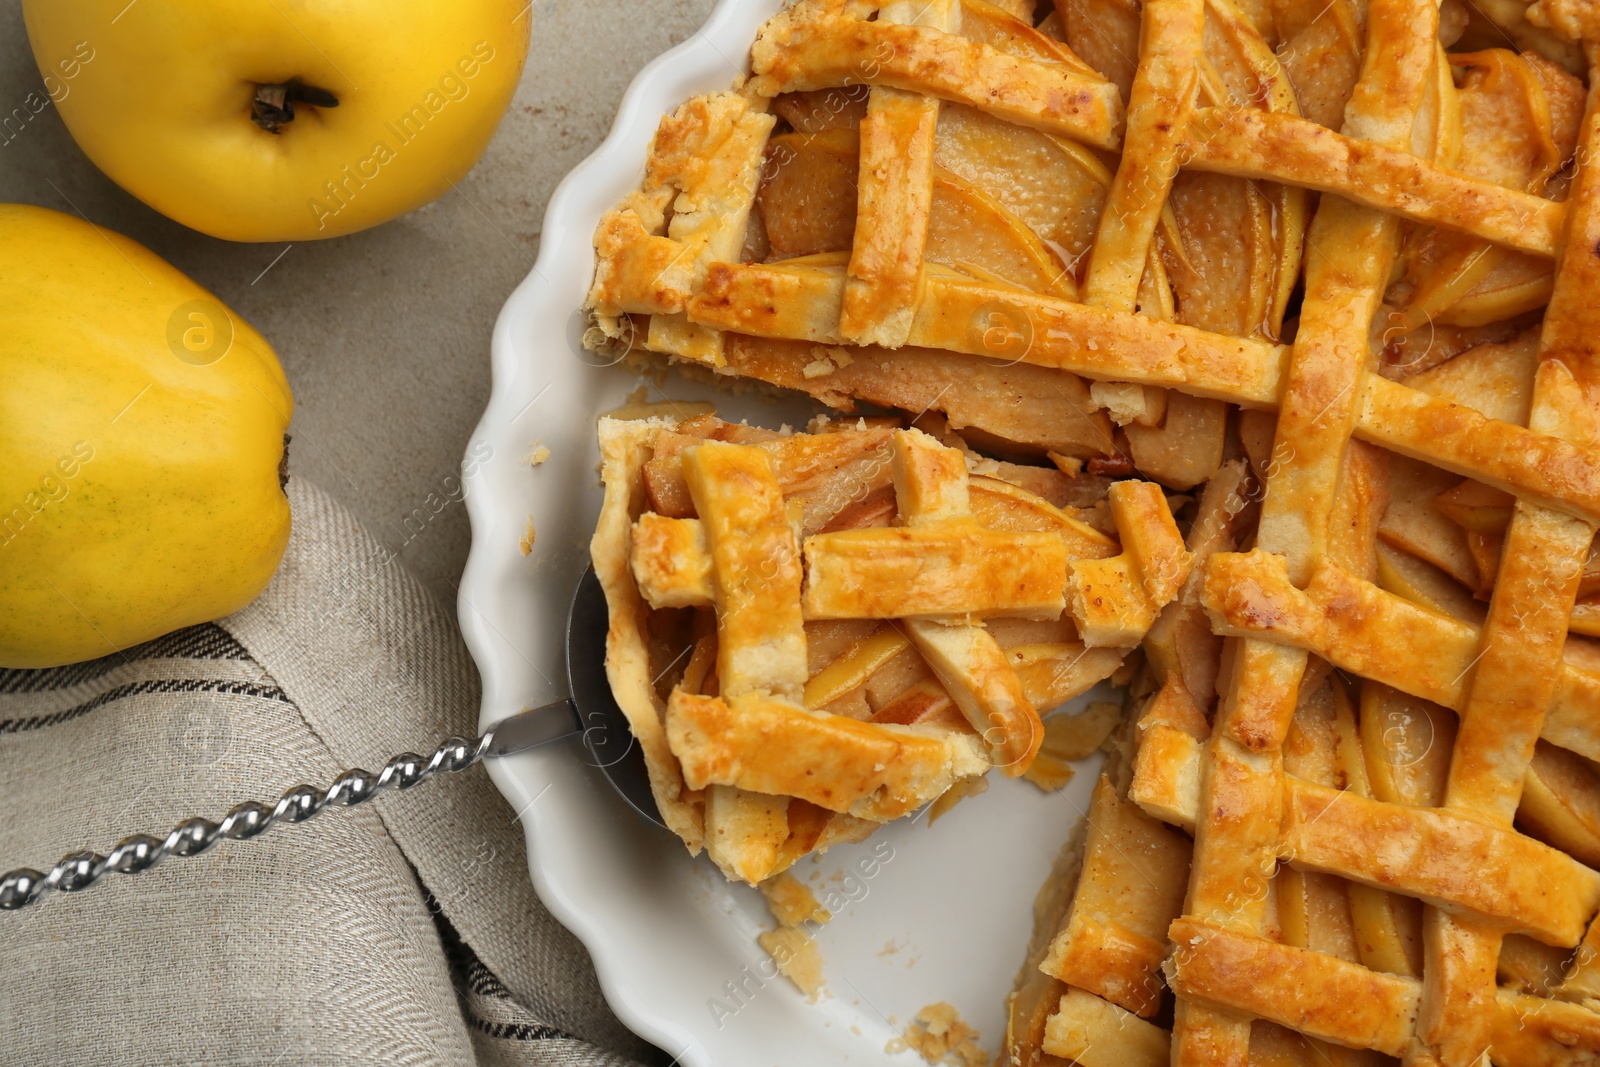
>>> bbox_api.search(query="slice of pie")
[591,410,1188,884]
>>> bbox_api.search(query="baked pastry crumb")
[756,925,824,1001]
[757,873,831,999]
[759,872,831,927]
[887,1002,989,1067]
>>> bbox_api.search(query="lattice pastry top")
[589,0,1600,493]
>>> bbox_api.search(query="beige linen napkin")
[0,478,657,1067]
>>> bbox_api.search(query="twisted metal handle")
[0,733,492,911]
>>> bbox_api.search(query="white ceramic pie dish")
[457,3,1105,1061]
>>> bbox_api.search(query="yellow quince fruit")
[22,0,529,241]
[0,204,293,668]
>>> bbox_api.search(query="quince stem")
[251,80,339,134]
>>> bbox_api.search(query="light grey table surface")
[0,0,715,615]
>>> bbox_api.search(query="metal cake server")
[0,565,663,911]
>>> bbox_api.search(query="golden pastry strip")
[635,522,1101,624]
[889,424,967,523]
[1180,106,1565,258]
[1134,719,1600,852]
[1067,480,1193,647]
[1168,918,1600,1060]
[688,262,1289,403]
[688,263,1600,527]
[1168,572,1307,1030]
[837,1,957,347]
[801,429,1081,626]
[1409,53,1600,1063]
[590,209,687,317]
[629,514,711,608]
[1201,549,1600,760]
[804,450,1187,641]
[1356,373,1600,526]
[1169,917,1421,1057]
[1256,200,1401,585]
[1079,0,1203,311]
[1551,71,1600,982]
[1131,724,1600,942]
[665,689,988,820]
[1039,774,1191,1017]
[701,787,790,887]
[679,441,809,884]
[903,620,1040,774]
[802,523,1068,620]
[1129,722,1203,831]
[839,87,936,346]
[1172,3,1441,1059]
[1283,780,1600,945]
[749,1,1124,151]
[683,442,807,701]
[1204,549,1479,707]
[1488,989,1600,1065]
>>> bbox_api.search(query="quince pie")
[583,0,1600,1062]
